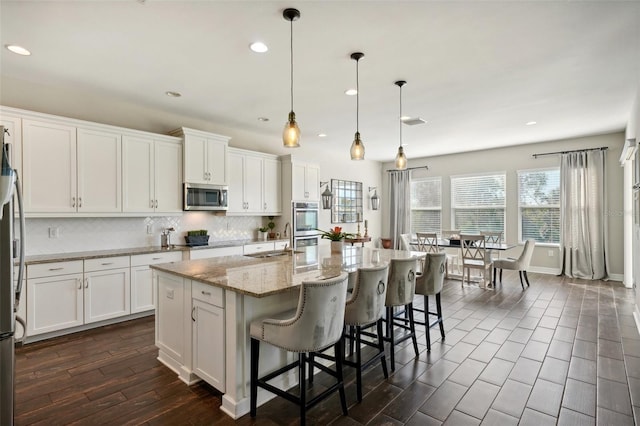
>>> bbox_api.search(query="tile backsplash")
[23,213,264,255]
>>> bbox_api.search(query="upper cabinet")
[122,135,183,214]
[171,127,229,186]
[23,120,122,214]
[281,155,320,202]
[227,148,281,216]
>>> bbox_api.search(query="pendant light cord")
[290,18,294,112]
[356,58,359,132]
[399,84,402,148]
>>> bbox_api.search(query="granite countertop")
[23,238,290,265]
[150,246,426,298]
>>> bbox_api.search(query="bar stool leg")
[299,352,306,426]
[355,326,363,402]
[250,338,259,417]
[436,292,445,339]
[335,339,348,415]
[407,303,419,357]
[377,319,389,379]
[386,306,396,371]
[423,295,431,352]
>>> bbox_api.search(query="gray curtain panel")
[560,149,609,279]
[388,170,411,250]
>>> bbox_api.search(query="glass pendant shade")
[350,131,365,160]
[283,111,300,148]
[395,146,407,170]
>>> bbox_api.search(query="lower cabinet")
[192,296,225,391]
[27,260,84,336]
[83,267,130,324]
[131,251,183,313]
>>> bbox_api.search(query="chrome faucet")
[284,222,290,238]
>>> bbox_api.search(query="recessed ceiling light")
[5,45,31,56]
[318,133,327,137]
[345,89,357,96]
[258,117,269,122]
[249,42,268,53]
[526,121,537,126]
[165,91,181,98]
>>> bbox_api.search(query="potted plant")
[267,216,277,239]
[318,226,354,253]
[185,229,209,246]
[258,226,269,241]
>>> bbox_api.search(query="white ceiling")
[1,0,639,162]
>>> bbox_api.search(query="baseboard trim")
[634,306,640,336]
[528,266,562,275]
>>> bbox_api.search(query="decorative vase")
[331,240,343,253]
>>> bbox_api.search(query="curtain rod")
[385,166,429,172]
[532,146,608,159]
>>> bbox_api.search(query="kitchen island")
[150,246,424,419]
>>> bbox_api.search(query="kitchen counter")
[23,238,290,265]
[151,246,426,419]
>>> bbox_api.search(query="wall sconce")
[620,138,637,165]
[369,186,380,210]
[320,181,332,210]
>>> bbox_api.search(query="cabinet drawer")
[243,242,275,254]
[274,241,289,251]
[131,251,183,267]
[192,281,224,307]
[85,256,130,272]
[28,260,83,279]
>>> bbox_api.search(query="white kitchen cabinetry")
[22,120,122,214]
[192,281,225,391]
[243,242,276,254]
[131,251,183,314]
[228,148,281,216]
[22,119,77,213]
[27,261,84,336]
[188,246,243,260]
[0,111,22,200]
[171,127,229,185]
[83,256,130,324]
[156,272,189,368]
[281,155,320,203]
[122,135,183,214]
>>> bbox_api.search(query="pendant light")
[394,80,408,170]
[350,52,365,160]
[282,8,301,148]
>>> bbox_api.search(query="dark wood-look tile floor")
[14,271,640,425]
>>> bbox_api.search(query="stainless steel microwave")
[184,183,228,211]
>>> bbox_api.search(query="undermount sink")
[245,250,301,259]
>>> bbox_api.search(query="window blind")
[451,173,505,234]
[518,168,560,244]
[410,177,441,235]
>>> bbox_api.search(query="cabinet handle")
[101,262,113,266]
[191,306,196,322]
[49,267,64,271]
[264,203,267,210]
[84,278,88,289]
[201,290,211,296]
[150,199,154,208]
[77,278,82,290]
[72,196,76,208]
[152,257,162,260]
[78,197,82,208]
[155,200,158,208]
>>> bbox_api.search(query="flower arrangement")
[317,226,354,241]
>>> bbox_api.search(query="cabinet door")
[243,155,263,213]
[122,135,155,212]
[27,274,83,335]
[84,268,131,323]
[184,136,208,184]
[189,246,243,260]
[192,299,225,392]
[156,273,186,363]
[77,128,122,213]
[0,113,22,202]
[305,164,320,200]
[263,158,281,214]
[206,138,227,185]
[292,163,307,200]
[155,141,183,213]
[22,119,77,213]
[227,151,245,213]
[131,266,154,314]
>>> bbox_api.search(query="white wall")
[381,132,626,278]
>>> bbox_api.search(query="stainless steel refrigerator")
[0,125,26,426]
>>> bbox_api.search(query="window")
[410,177,441,235]
[451,173,505,235]
[518,168,560,244]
